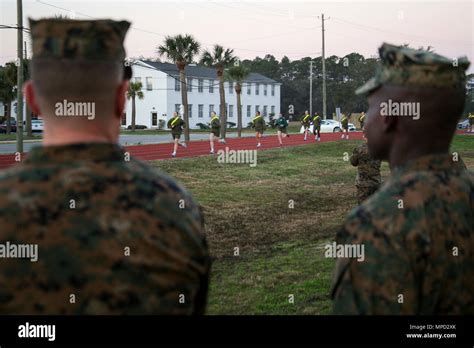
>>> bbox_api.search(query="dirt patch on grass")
[203,183,357,259]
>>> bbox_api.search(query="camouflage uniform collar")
[24,142,125,164]
[391,153,458,175]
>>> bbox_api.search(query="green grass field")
[0,134,41,142]
[151,135,474,315]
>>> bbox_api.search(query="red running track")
[0,130,469,170]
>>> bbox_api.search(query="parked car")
[127,125,147,130]
[196,122,210,130]
[31,119,44,132]
[457,119,469,129]
[300,119,356,134]
[0,120,17,133]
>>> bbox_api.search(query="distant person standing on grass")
[167,111,187,158]
[252,111,265,147]
[209,111,220,154]
[350,138,382,204]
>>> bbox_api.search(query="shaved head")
[25,60,129,145]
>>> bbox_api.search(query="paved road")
[0,132,256,154]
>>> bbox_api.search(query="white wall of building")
[125,61,281,129]
[123,61,168,128]
[0,100,26,120]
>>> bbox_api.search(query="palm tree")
[126,81,144,131]
[226,65,249,137]
[158,34,200,141]
[2,62,18,134]
[200,45,237,140]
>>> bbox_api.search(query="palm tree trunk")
[180,69,190,142]
[26,103,32,137]
[6,102,11,134]
[218,73,226,140]
[131,96,136,131]
[236,88,242,137]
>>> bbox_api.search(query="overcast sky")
[1,0,473,72]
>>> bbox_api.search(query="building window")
[175,79,180,91]
[146,77,153,91]
[135,77,142,85]
[151,112,158,126]
[198,104,204,118]
[209,79,214,93]
[271,84,275,96]
[256,105,260,114]
[255,83,259,95]
[188,104,193,118]
[187,78,193,92]
[247,105,251,118]
[229,105,234,118]
[209,104,214,117]
[229,81,233,94]
[175,104,181,114]
[247,83,251,95]
[198,79,204,93]
[263,84,267,96]
[263,105,268,116]
[271,105,275,115]
[121,113,126,125]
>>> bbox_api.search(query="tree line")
[2,41,473,137]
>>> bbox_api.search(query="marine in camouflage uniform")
[350,142,381,204]
[0,18,210,315]
[331,43,473,314]
[252,111,265,147]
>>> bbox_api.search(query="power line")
[33,0,320,59]
[331,17,472,47]
[0,24,30,33]
[225,26,320,45]
[202,1,316,30]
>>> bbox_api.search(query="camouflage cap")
[29,18,130,62]
[356,43,470,96]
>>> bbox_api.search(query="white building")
[124,60,281,129]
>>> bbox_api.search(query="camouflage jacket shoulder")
[0,143,210,315]
[332,153,474,314]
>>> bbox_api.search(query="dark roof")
[140,60,279,84]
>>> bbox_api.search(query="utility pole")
[16,0,24,153]
[24,40,32,137]
[321,13,327,119]
[309,60,313,116]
